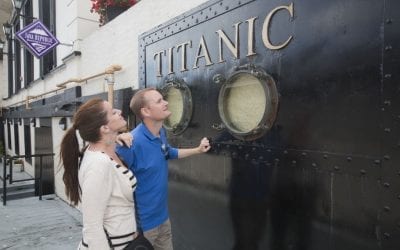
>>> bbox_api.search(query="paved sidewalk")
[0,195,82,250]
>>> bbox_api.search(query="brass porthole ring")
[217,66,278,141]
[159,79,193,135]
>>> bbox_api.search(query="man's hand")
[116,132,133,148]
[197,137,211,153]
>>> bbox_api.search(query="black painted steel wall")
[138,0,400,249]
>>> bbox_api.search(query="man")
[116,88,211,250]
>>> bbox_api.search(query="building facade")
[1,0,400,249]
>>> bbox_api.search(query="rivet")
[274,158,280,163]
[312,163,317,167]
[284,150,288,154]
[384,206,391,212]
[384,128,391,133]
[386,18,392,24]
[384,100,391,106]
[384,155,391,160]
[258,156,264,161]
[385,45,392,51]
[374,159,381,165]
[323,154,328,159]
[360,169,366,175]
[292,160,297,164]
[384,182,390,188]
[384,74,392,79]
[383,232,390,239]
[301,152,307,157]
[347,157,352,162]
[334,166,340,171]
[252,147,256,152]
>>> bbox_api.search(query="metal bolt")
[385,45,392,51]
[384,74,392,79]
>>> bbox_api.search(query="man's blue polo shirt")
[116,123,178,231]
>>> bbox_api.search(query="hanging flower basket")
[90,0,140,25]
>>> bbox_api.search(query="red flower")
[90,0,140,25]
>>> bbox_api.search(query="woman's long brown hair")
[60,98,108,205]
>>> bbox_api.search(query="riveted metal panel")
[380,0,400,248]
[138,0,400,249]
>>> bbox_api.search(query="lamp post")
[3,23,11,40]
[11,0,36,21]
[12,0,24,12]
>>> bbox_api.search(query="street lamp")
[11,0,36,21]
[3,23,11,40]
[12,0,24,11]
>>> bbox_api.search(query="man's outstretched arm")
[178,137,211,159]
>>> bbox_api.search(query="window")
[13,22,22,93]
[24,125,32,164]
[14,123,19,155]
[217,66,279,141]
[7,123,11,150]
[39,0,56,76]
[24,0,34,86]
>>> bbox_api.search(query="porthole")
[159,79,193,135]
[217,66,278,141]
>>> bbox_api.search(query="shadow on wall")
[228,124,318,250]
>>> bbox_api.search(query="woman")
[60,98,137,249]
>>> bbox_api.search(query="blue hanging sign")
[15,20,59,58]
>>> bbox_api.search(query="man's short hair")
[129,87,157,119]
